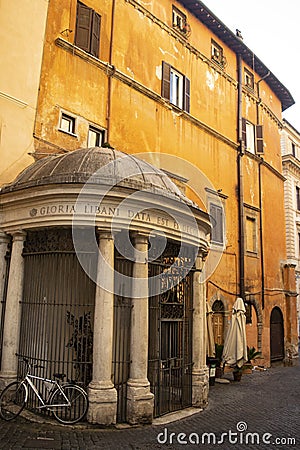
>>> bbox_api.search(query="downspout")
[106,0,116,144]
[237,53,245,300]
[258,160,265,309]
[256,73,269,310]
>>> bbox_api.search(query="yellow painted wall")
[30,0,296,364]
[0,0,49,185]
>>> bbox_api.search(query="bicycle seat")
[53,373,66,380]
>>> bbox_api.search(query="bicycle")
[0,358,89,424]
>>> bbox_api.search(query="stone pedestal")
[126,233,153,424]
[126,378,154,425]
[87,231,117,425]
[88,380,117,425]
[192,367,209,408]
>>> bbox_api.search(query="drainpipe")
[258,160,265,309]
[237,53,245,300]
[256,74,269,310]
[106,0,116,143]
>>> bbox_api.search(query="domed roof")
[1,147,191,203]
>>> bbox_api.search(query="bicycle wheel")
[0,381,27,420]
[49,385,88,424]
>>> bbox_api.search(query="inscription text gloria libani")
[29,203,198,235]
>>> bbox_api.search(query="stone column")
[192,253,209,408]
[127,233,154,425]
[0,230,26,388]
[0,232,10,334]
[87,230,117,425]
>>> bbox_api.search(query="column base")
[126,378,154,425]
[0,371,18,390]
[192,367,209,408]
[87,381,117,425]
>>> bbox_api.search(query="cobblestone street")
[0,363,299,450]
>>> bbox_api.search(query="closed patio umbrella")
[206,302,215,357]
[222,297,247,368]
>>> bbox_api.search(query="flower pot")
[242,364,252,374]
[233,371,242,382]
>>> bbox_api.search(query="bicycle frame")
[22,374,71,410]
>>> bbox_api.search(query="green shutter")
[241,118,247,149]
[91,12,101,57]
[256,125,264,153]
[184,77,190,113]
[161,62,171,100]
[75,2,93,53]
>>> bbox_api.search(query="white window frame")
[211,40,224,66]
[59,112,76,136]
[244,68,255,90]
[88,126,105,147]
[172,6,186,32]
[245,121,255,154]
[170,68,184,109]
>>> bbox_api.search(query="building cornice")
[178,0,294,111]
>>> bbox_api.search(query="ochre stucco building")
[0,0,298,425]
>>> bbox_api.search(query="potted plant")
[242,346,262,374]
[233,365,243,381]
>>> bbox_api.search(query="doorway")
[270,307,284,362]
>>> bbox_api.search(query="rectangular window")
[246,216,257,253]
[88,126,105,147]
[161,62,190,112]
[210,203,224,244]
[244,68,254,90]
[59,112,76,135]
[172,6,187,32]
[211,40,226,67]
[291,142,296,157]
[242,118,264,154]
[75,1,101,58]
[296,186,300,210]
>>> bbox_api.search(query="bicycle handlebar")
[20,357,45,371]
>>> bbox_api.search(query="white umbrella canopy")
[206,302,215,357]
[222,297,247,368]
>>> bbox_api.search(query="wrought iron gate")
[112,252,132,423]
[18,228,96,412]
[148,244,194,417]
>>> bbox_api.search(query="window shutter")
[241,118,247,149]
[255,125,264,153]
[183,76,190,113]
[75,2,93,53]
[210,204,223,244]
[91,12,101,57]
[161,62,171,100]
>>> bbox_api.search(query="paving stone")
[0,363,299,449]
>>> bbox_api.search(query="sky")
[202,0,300,131]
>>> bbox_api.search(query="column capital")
[96,229,113,241]
[10,230,27,242]
[131,232,149,245]
[0,230,10,244]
